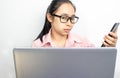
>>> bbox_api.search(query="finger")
[109,32,118,39]
[103,41,111,47]
[105,34,117,43]
[105,38,114,45]
[104,36,116,47]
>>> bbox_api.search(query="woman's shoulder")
[32,39,42,47]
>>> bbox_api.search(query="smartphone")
[110,23,119,32]
[101,23,119,47]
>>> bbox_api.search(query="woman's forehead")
[55,3,75,16]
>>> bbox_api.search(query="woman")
[32,0,118,47]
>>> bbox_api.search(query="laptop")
[13,47,117,78]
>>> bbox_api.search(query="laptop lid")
[13,47,117,78]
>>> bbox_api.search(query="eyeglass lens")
[60,15,78,24]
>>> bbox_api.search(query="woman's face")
[49,3,75,36]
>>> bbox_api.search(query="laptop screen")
[13,47,117,78]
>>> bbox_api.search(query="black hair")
[35,0,76,42]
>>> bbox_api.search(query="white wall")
[0,0,120,78]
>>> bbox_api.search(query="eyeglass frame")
[51,14,79,24]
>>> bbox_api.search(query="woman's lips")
[64,29,71,33]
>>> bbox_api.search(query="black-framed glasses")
[52,14,79,24]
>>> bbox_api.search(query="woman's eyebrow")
[60,13,75,16]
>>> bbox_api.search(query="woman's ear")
[46,13,53,22]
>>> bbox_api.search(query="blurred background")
[0,0,120,78]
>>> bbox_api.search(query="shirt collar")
[41,29,82,47]
[65,33,83,47]
[42,29,54,47]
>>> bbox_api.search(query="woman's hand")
[102,31,118,47]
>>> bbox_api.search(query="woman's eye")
[71,18,74,20]
[71,16,75,20]
[61,16,68,20]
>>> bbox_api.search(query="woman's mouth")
[64,29,71,33]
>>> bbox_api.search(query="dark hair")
[35,0,76,42]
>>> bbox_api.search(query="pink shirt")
[32,31,95,48]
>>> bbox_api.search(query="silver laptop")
[13,47,117,78]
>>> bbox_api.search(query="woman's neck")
[51,31,68,47]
